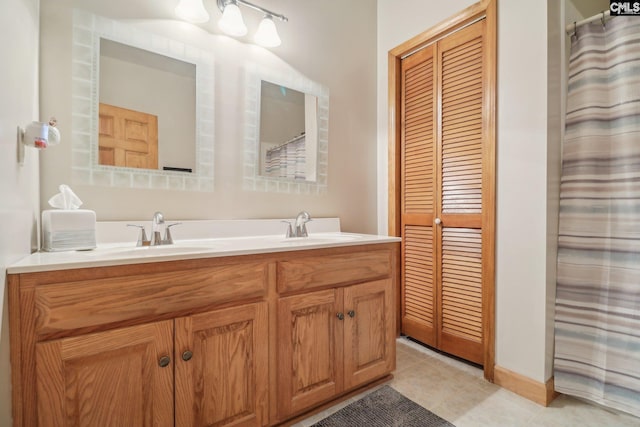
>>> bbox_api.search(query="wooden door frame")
[388,0,496,381]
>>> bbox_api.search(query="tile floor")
[295,337,640,427]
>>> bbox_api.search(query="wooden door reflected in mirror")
[99,103,158,169]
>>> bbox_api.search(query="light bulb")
[218,2,248,37]
[255,15,281,47]
[175,0,210,23]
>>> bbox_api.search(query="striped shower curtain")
[265,136,306,180]
[554,16,640,417]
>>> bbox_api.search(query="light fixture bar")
[216,0,288,22]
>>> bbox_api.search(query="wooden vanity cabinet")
[9,243,399,427]
[275,249,396,419]
[10,258,270,427]
[34,303,268,427]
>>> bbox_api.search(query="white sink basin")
[83,241,220,258]
[78,233,369,258]
[267,232,363,244]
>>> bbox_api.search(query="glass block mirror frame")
[243,64,329,194]
[71,10,215,191]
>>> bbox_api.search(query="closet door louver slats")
[399,19,488,366]
[403,56,434,214]
[436,21,485,364]
[441,228,482,342]
[441,35,483,214]
[403,226,434,328]
[400,45,437,347]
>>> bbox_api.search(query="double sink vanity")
[7,218,400,426]
[27,2,391,425]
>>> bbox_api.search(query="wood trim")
[268,262,278,425]
[388,52,402,237]
[389,0,490,58]
[494,366,560,407]
[481,0,497,382]
[391,236,402,337]
[388,0,496,381]
[8,274,23,427]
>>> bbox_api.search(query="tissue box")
[42,209,97,251]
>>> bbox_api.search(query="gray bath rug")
[310,385,455,427]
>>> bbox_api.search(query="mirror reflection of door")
[99,38,196,172]
[99,103,158,169]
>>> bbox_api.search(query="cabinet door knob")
[158,355,171,368]
[182,350,193,361]
[336,312,345,320]
[348,310,356,318]
[434,218,442,225]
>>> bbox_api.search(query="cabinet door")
[343,279,395,390]
[35,321,174,427]
[277,289,342,417]
[175,302,269,427]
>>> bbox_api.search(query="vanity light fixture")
[218,0,247,36]
[254,15,281,47]
[174,0,287,47]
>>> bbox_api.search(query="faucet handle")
[164,222,182,244]
[295,211,312,238]
[281,220,293,238]
[127,224,150,247]
[300,222,309,238]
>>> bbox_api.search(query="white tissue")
[48,184,83,210]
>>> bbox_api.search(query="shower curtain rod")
[566,9,611,35]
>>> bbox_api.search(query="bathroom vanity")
[7,232,399,427]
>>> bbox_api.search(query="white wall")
[39,0,378,233]
[0,0,41,422]
[377,0,560,383]
[496,0,552,382]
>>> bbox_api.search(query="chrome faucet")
[283,211,311,238]
[151,211,165,246]
[128,212,181,246]
[295,211,311,237]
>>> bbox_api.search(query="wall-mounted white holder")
[17,117,60,165]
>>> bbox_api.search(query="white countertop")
[7,232,401,274]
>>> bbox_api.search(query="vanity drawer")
[32,261,269,339]
[277,248,393,294]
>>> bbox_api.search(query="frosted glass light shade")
[175,0,210,23]
[219,3,248,37]
[255,16,281,47]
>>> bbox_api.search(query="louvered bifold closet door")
[400,45,438,347]
[436,20,485,365]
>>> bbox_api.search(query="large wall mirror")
[243,64,329,194]
[71,10,215,191]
